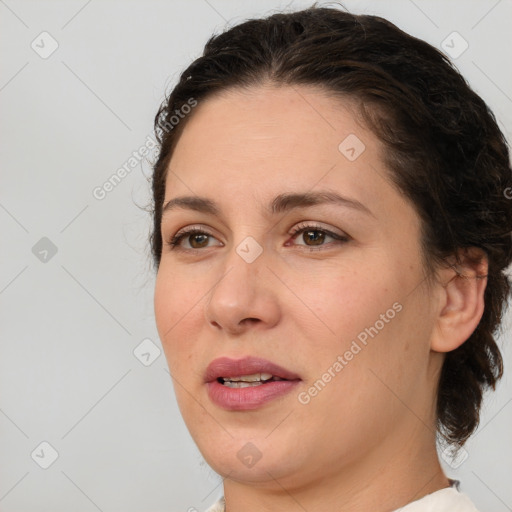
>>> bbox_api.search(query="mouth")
[205,355,301,384]
[204,356,301,410]
[217,373,287,388]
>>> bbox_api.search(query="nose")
[204,242,281,336]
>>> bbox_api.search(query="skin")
[154,84,487,512]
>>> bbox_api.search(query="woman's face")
[154,85,443,489]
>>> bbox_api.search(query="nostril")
[241,318,260,325]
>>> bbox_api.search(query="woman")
[150,5,511,511]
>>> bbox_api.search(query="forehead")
[163,84,398,220]
[171,84,365,162]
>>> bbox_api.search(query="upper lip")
[204,356,301,383]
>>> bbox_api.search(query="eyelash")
[289,223,349,250]
[167,223,349,252]
[168,227,213,250]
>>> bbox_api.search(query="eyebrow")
[161,190,374,218]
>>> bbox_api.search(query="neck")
[222,423,450,512]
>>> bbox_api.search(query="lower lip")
[206,379,300,410]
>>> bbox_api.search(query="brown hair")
[150,5,512,446]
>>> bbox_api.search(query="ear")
[430,247,488,353]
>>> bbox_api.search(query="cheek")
[154,269,205,365]
[302,254,428,387]
[305,264,394,344]
[297,293,429,450]
[154,271,210,420]
[320,278,432,416]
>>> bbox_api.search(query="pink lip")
[205,356,301,411]
[204,356,301,383]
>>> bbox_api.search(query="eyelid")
[168,224,222,250]
[166,221,349,252]
[288,221,348,239]
[174,224,215,239]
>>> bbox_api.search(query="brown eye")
[188,233,209,248]
[290,223,348,249]
[302,230,326,246]
[168,228,220,250]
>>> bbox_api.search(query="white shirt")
[204,486,479,512]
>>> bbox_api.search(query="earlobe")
[430,248,488,353]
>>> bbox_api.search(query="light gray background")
[1,1,511,511]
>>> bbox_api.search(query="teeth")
[223,373,272,382]
[223,381,264,388]
[222,372,273,383]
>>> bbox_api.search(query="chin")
[194,432,305,485]
[206,452,292,484]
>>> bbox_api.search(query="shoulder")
[394,487,480,512]
[203,488,479,512]
[203,496,225,512]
